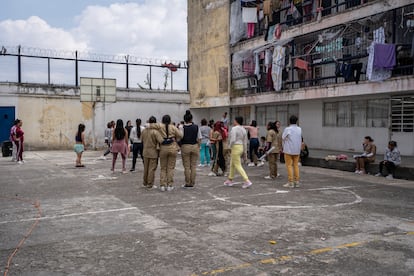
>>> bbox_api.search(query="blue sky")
[1,0,146,29]
[0,0,187,59]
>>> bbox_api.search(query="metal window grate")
[392,96,414,133]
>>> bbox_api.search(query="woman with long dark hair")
[130,118,144,171]
[244,120,260,166]
[111,119,129,173]
[74,123,86,167]
[180,110,201,188]
[158,114,182,191]
[209,121,226,176]
[264,121,282,179]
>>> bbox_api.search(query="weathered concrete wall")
[0,83,190,150]
[188,0,230,108]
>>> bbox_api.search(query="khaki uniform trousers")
[181,144,199,186]
[143,157,158,187]
[268,153,279,178]
[159,145,178,187]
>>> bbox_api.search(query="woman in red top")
[15,119,25,164]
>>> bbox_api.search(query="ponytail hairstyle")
[77,123,85,140]
[136,118,142,139]
[162,115,171,137]
[114,119,125,140]
[184,110,193,123]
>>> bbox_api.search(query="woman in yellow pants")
[223,116,253,189]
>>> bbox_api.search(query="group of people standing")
[91,110,202,191]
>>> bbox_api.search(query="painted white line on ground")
[0,207,138,225]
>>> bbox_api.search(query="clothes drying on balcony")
[373,44,396,70]
[272,45,286,91]
[367,26,392,82]
[242,7,258,23]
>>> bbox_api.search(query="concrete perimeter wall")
[0,83,190,150]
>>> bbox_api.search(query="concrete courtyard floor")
[1,150,414,276]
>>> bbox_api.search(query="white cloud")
[0,16,88,51]
[0,0,187,60]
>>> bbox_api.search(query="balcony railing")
[231,3,414,96]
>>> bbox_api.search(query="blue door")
[0,107,15,142]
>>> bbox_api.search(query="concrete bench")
[303,155,414,181]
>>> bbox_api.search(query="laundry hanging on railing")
[272,45,286,91]
[373,43,396,70]
[366,26,392,81]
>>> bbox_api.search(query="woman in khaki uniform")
[158,115,183,191]
[142,116,164,189]
[354,136,376,175]
[264,121,282,180]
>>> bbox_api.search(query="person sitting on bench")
[375,141,401,180]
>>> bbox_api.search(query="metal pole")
[17,45,21,84]
[125,55,129,89]
[92,102,96,150]
[186,61,189,92]
[171,71,173,91]
[48,57,50,85]
[101,62,104,78]
[149,66,152,90]
[75,51,78,87]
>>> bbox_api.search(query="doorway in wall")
[0,106,15,143]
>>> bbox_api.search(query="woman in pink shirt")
[15,119,25,164]
[244,120,260,166]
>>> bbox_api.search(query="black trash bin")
[2,140,12,157]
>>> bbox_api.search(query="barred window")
[323,102,338,126]
[392,96,414,132]
[367,99,388,128]
[255,104,299,126]
[324,99,388,128]
[352,100,367,127]
[337,101,351,127]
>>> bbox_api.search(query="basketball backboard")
[80,77,116,102]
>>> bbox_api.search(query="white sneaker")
[283,182,294,188]
[374,173,382,177]
[167,186,174,192]
[386,175,394,180]
[354,170,360,174]
[17,161,23,165]
[198,164,205,167]
[264,176,273,180]
[242,180,252,189]
[247,162,255,167]
[277,173,281,178]
[208,172,217,176]
[257,161,265,167]
[160,186,166,192]
[98,155,106,160]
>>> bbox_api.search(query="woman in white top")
[223,116,253,189]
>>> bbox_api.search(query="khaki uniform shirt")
[266,129,282,153]
[158,124,183,141]
[142,125,163,159]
